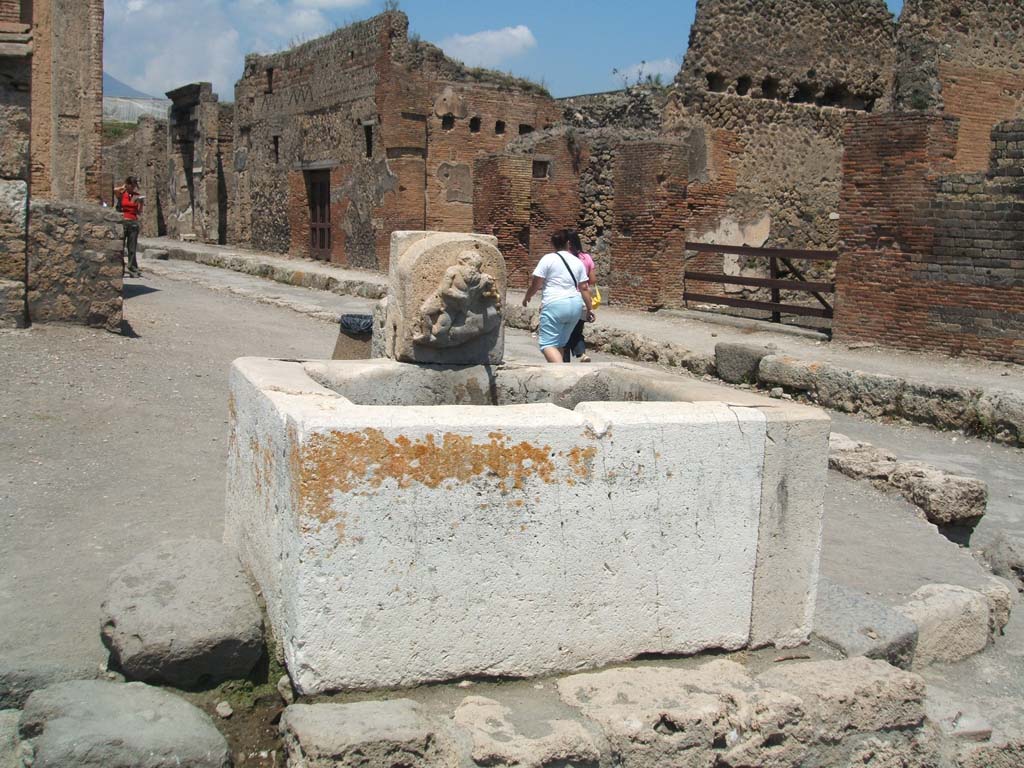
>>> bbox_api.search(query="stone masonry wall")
[26,200,123,332]
[834,115,1023,364]
[102,116,170,238]
[679,0,897,113]
[895,0,1024,173]
[30,0,104,202]
[167,83,230,244]
[0,15,31,327]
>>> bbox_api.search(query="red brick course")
[834,114,1023,364]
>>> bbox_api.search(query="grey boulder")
[889,462,987,528]
[714,342,772,384]
[101,538,264,688]
[18,680,230,768]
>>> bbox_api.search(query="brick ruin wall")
[102,116,170,238]
[895,0,1024,172]
[474,128,692,310]
[30,0,105,202]
[231,11,560,271]
[657,0,897,313]
[834,116,1023,364]
[0,0,122,330]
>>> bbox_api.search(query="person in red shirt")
[114,176,144,278]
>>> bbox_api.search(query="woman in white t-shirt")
[521,229,595,363]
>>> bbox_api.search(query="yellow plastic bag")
[591,286,602,310]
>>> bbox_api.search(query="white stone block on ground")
[18,680,230,768]
[225,358,830,692]
[897,584,991,669]
[100,538,264,687]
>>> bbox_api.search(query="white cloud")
[293,0,368,7]
[104,0,363,97]
[614,57,681,86]
[439,25,537,69]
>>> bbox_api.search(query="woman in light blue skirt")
[521,229,595,363]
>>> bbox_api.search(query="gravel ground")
[0,276,338,678]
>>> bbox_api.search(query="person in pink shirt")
[564,231,597,362]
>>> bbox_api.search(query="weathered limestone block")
[557,657,930,767]
[977,389,1024,447]
[453,696,601,768]
[225,358,830,692]
[889,463,987,528]
[26,201,123,332]
[757,657,927,741]
[100,539,264,688]
[0,279,25,329]
[18,680,231,768]
[896,584,991,668]
[384,231,506,365]
[280,700,452,768]
[828,432,898,480]
[0,180,27,282]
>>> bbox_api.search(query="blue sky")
[105,0,905,100]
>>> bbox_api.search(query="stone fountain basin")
[225,358,829,693]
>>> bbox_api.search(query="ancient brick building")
[834,117,1023,364]
[667,0,897,271]
[0,0,121,331]
[230,11,560,271]
[895,0,1024,173]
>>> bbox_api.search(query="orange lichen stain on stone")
[298,429,556,522]
[249,436,276,495]
[565,445,597,481]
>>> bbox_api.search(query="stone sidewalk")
[141,237,1023,446]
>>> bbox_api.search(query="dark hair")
[567,231,583,253]
[125,176,138,186]
[550,228,570,251]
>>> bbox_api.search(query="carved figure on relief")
[414,250,502,348]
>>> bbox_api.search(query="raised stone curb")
[149,244,387,300]
[813,578,918,669]
[829,433,988,532]
[762,355,1023,447]
[100,538,264,688]
[715,341,774,383]
[18,680,231,768]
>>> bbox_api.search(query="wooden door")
[308,170,331,261]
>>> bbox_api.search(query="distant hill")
[103,72,153,99]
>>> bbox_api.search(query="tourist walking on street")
[563,231,597,363]
[521,228,595,363]
[115,176,144,278]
